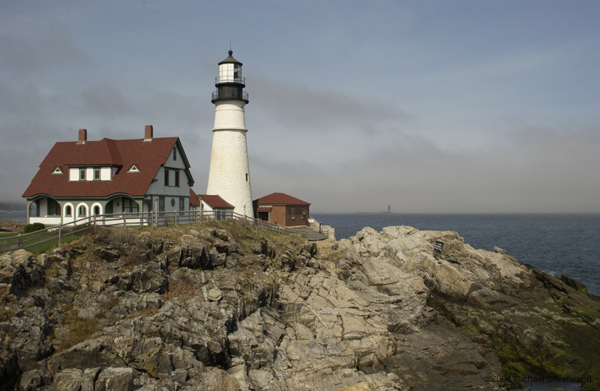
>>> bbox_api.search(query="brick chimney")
[78,129,87,144]
[144,125,153,141]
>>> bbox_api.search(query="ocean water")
[0,204,26,222]
[312,213,600,297]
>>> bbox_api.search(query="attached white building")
[198,194,234,220]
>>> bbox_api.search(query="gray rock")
[203,367,241,391]
[207,288,222,302]
[130,264,167,294]
[19,369,45,391]
[96,247,121,262]
[53,368,85,391]
[95,367,133,391]
[0,250,45,295]
[208,248,227,267]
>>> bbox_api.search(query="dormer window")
[52,166,63,175]
[127,164,140,173]
[68,167,111,181]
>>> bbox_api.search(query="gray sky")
[1,0,599,213]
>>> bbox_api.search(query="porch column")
[136,199,144,219]
[26,200,31,224]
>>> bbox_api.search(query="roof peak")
[255,192,310,205]
[219,50,242,66]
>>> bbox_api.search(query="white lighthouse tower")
[206,50,253,217]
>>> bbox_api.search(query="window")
[179,197,184,211]
[291,207,295,219]
[29,202,39,217]
[164,169,179,187]
[52,166,63,175]
[246,173,248,182]
[122,199,139,213]
[65,205,72,216]
[48,199,61,216]
[106,201,113,214]
[80,169,86,181]
[78,205,87,217]
[94,169,100,180]
[159,196,165,212]
[93,206,100,215]
[173,147,177,161]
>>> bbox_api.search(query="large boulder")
[0,250,45,295]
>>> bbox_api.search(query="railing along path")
[0,210,328,253]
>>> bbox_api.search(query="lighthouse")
[206,50,253,217]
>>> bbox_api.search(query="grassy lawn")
[0,227,90,254]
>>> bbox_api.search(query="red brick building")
[253,192,310,227]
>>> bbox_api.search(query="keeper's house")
[253,192,310,227]
[22,126,195,226]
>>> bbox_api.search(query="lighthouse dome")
[219,50,243,66]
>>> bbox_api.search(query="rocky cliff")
[1,221,598,391]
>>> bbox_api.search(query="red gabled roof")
[198,194,234,209]
[22,137,183,198]
[254,192,310,206]
[189,189,200,207]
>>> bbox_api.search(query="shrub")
[23,222,46,233]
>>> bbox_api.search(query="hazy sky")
[1,0,599,213]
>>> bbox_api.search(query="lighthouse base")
[206,129,253,217]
